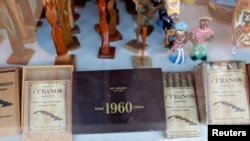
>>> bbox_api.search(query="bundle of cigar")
[165,72,194,88]
[194,61,250,125]
[163,71,200,138]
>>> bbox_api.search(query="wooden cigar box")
[0,66,21,137]
[162,71,200,138]
[21,65,74,141]
[194,61,250,125]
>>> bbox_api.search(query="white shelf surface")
[0,1,249,141]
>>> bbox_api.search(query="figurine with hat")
[189,16,214,61]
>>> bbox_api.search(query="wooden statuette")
[131,0,165,68]
[0,1,34,65]
[98,0,116,59]
[43,0,76,66]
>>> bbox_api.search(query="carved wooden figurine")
[98,0,116,59]
[131,0,165,68]
[0,1,34,65]
[95,0,121,42]
[55,0,80,50]
[107,0,122,42]
[68,0,81,34]
[4,0,36,44]
[43,0,75,66]
[17,0,43,31]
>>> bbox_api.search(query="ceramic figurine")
[169,21,189,64]
[0,1,34,65]
[98,0,116,59]
[158,0,180,48]
[43,0,75,66]
[189,16,214,61]
[232,0,250,49]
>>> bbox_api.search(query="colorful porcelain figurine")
[189,16,214,61]
[158,0,180,48]
[169,21,189,64]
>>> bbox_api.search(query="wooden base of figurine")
[124,39,148,53]
[132,55,152,68]
[54,54,76,67]
[98,47,116,59]
[67,36,81,50]
[7,48,34,65]
[109,30,122,42]
[135,25,154,36]
[72,25,81,35]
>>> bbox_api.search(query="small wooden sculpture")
[131,0,165,68]
[0,1,34,65]
[98,0,116,59]
[189,16,214,61]
[55,0,80,50]
[4,0,36,44]
[18,0,43,31]
[232,0,250,52]
[68,0,81,34]
[43,0,75,66]
[35,0,45,19]
[107,0,122,42]
[95,0,122,42]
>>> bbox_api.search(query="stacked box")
[194,61,250,124]
[21,65,74,141]
[0,67,21,137]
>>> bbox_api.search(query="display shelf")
[0,0,249,141]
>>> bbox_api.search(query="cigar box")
[194,61,250,125]
[162,72,200,138]
[21,65,74,141]
[72,68,166,134]
[0,67,21,137]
